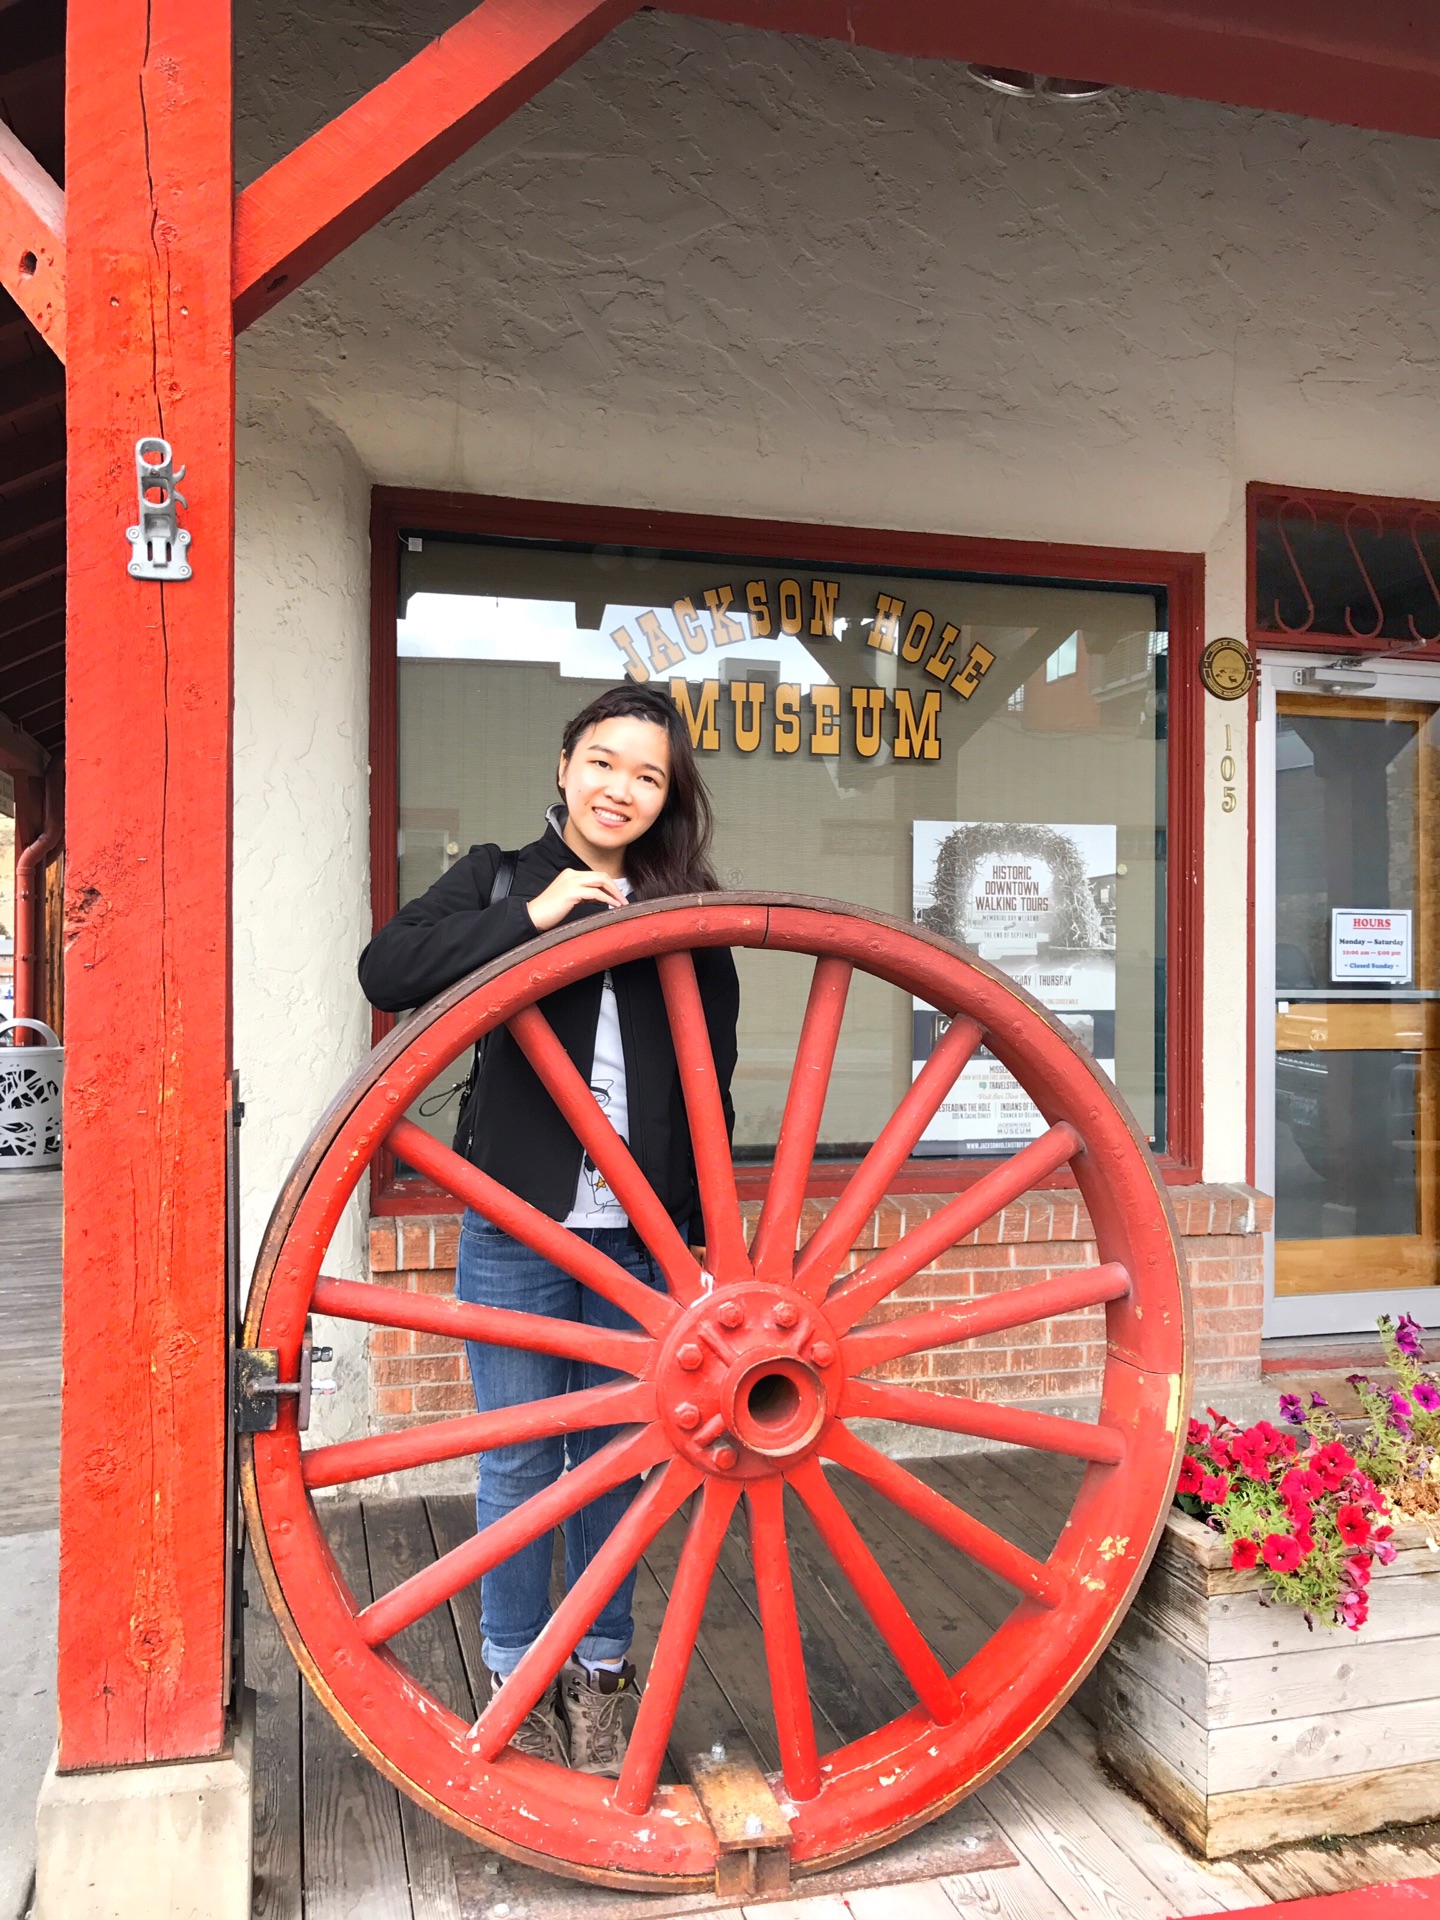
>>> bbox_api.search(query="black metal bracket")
[233,1323,333,1433]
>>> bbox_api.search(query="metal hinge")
[234,1323,335,1433]
[127,437,192,581]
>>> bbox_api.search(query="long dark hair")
[559,684,719,901]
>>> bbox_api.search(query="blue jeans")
[456,1211,664,1678]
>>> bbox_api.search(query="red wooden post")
[60,0,234,1764]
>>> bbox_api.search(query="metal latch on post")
[687,1741,793,1897]
[127,436,192,580]
[234,1323,335,1433]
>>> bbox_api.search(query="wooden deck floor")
[0,1167,62,1536]
[248,1455,1440,1920]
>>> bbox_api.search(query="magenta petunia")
[1414,1378,1440,1412]
[1396,1312,1425,1358]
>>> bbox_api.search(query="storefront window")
[392,531,1170,1168]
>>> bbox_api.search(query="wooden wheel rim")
[241,893,1190,1886]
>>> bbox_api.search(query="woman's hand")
[525,867,628,933]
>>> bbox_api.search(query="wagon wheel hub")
[240,892,1189,1892]
[659,1284,837,1472]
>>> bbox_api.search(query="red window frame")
[368,486,1205,1213]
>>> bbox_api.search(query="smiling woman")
[358,681,740,1774]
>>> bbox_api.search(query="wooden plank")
[845,1879,970,1920]
[1093,1659,1210,1798]
[60,0,235,1765]
[1134,1561,1440,1663]
[1242,1831,1440,1903]
[244,1547,304,1920]
[1208,1631,1440,1729]
[941,1858,1096,1919]
[1039,1715,1271,1914]
[233,0,634,330]
[1101,1609,1211,1725]
[427,1492,489,1706]
[972,1762,1178,1920]
[0,119,63,359]
[305,1501,413,1920]
[363,1499,471,1917]
[1210,1693,1440,1795]
[985,1730,1264,1918]
[0,1169,62,1533]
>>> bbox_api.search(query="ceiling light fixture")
[967,64,1113,103]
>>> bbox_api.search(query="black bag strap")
[455,850,519,1157]
[489,848,518,906]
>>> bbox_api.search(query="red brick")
[369,1225,398,1273]
[368,1328,411,1358]
[414,1383,477,1414]
[376,1387,412,1416]
[401,1223,433,1269]
[432,1221,461,1269]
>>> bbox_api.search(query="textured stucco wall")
[234,402,372,1444]
[232,5,1440,1417]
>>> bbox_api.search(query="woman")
[359,683,739,1775]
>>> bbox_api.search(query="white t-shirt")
[565,878,631,1228]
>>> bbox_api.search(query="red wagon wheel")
[241,894,1189,1889]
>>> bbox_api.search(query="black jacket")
[358,823,740,1232]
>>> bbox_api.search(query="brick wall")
[364,1183,1271,1434]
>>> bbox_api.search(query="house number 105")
[1220,724,1238,813]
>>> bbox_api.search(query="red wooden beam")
[233,0,635,331]
[0,120,63,360]
[661,0,1440,141]
[61,0,233,1765]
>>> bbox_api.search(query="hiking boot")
[558,1659,639,1777]
[482,1669,571,1765]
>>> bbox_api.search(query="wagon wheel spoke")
[469,1459,703,1762]
[840,1262,1131,1372]
[302,1380,656,1491]
[313,1276,653,1375]
[615,1478,742,1816]
[750,957,852,1283]
[508,1005,704,1303]
[656,951,751,1279]
[389,1119,674,1336]
[793,1014,983,1296]
[841,1379,1125,1467]
[786,1457,959,1723]
[355,1425,673,1647]
[823,1426,1062,1609]
[746,1476,821,1800]
[826,1123,1083,1332]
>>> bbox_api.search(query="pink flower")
[1375,1538,1398,1566]
[1262,1533,1304,1573]
[1188,1418,1212,1447]
[1397,1312,1425,1359]
[1414,1378,1440,1413]
[1200,1474,1230,1505]
[1338,1589,1369,1629]
[1233,1435,1274,1481]
[1230,1538,1259,1569]
[1345,1554,1373,1586]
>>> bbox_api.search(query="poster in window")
[911,821,1118,1155]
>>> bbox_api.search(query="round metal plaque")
[1200,637,1255,700]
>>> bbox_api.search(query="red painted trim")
[0,119,65,360]
[233,0,635,332]
[60,0,234,1765]
[1248,479,1440,659]
[368,488,1206,1202]
[1245,663,1258,1192]
[660,0,1440,144]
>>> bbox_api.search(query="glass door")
[1262,666,1440,1331]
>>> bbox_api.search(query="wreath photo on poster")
[912,821,1117,1156]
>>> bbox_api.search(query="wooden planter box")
[1094,1509,1440,1857]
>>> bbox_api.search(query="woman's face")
[558,716,672,860]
